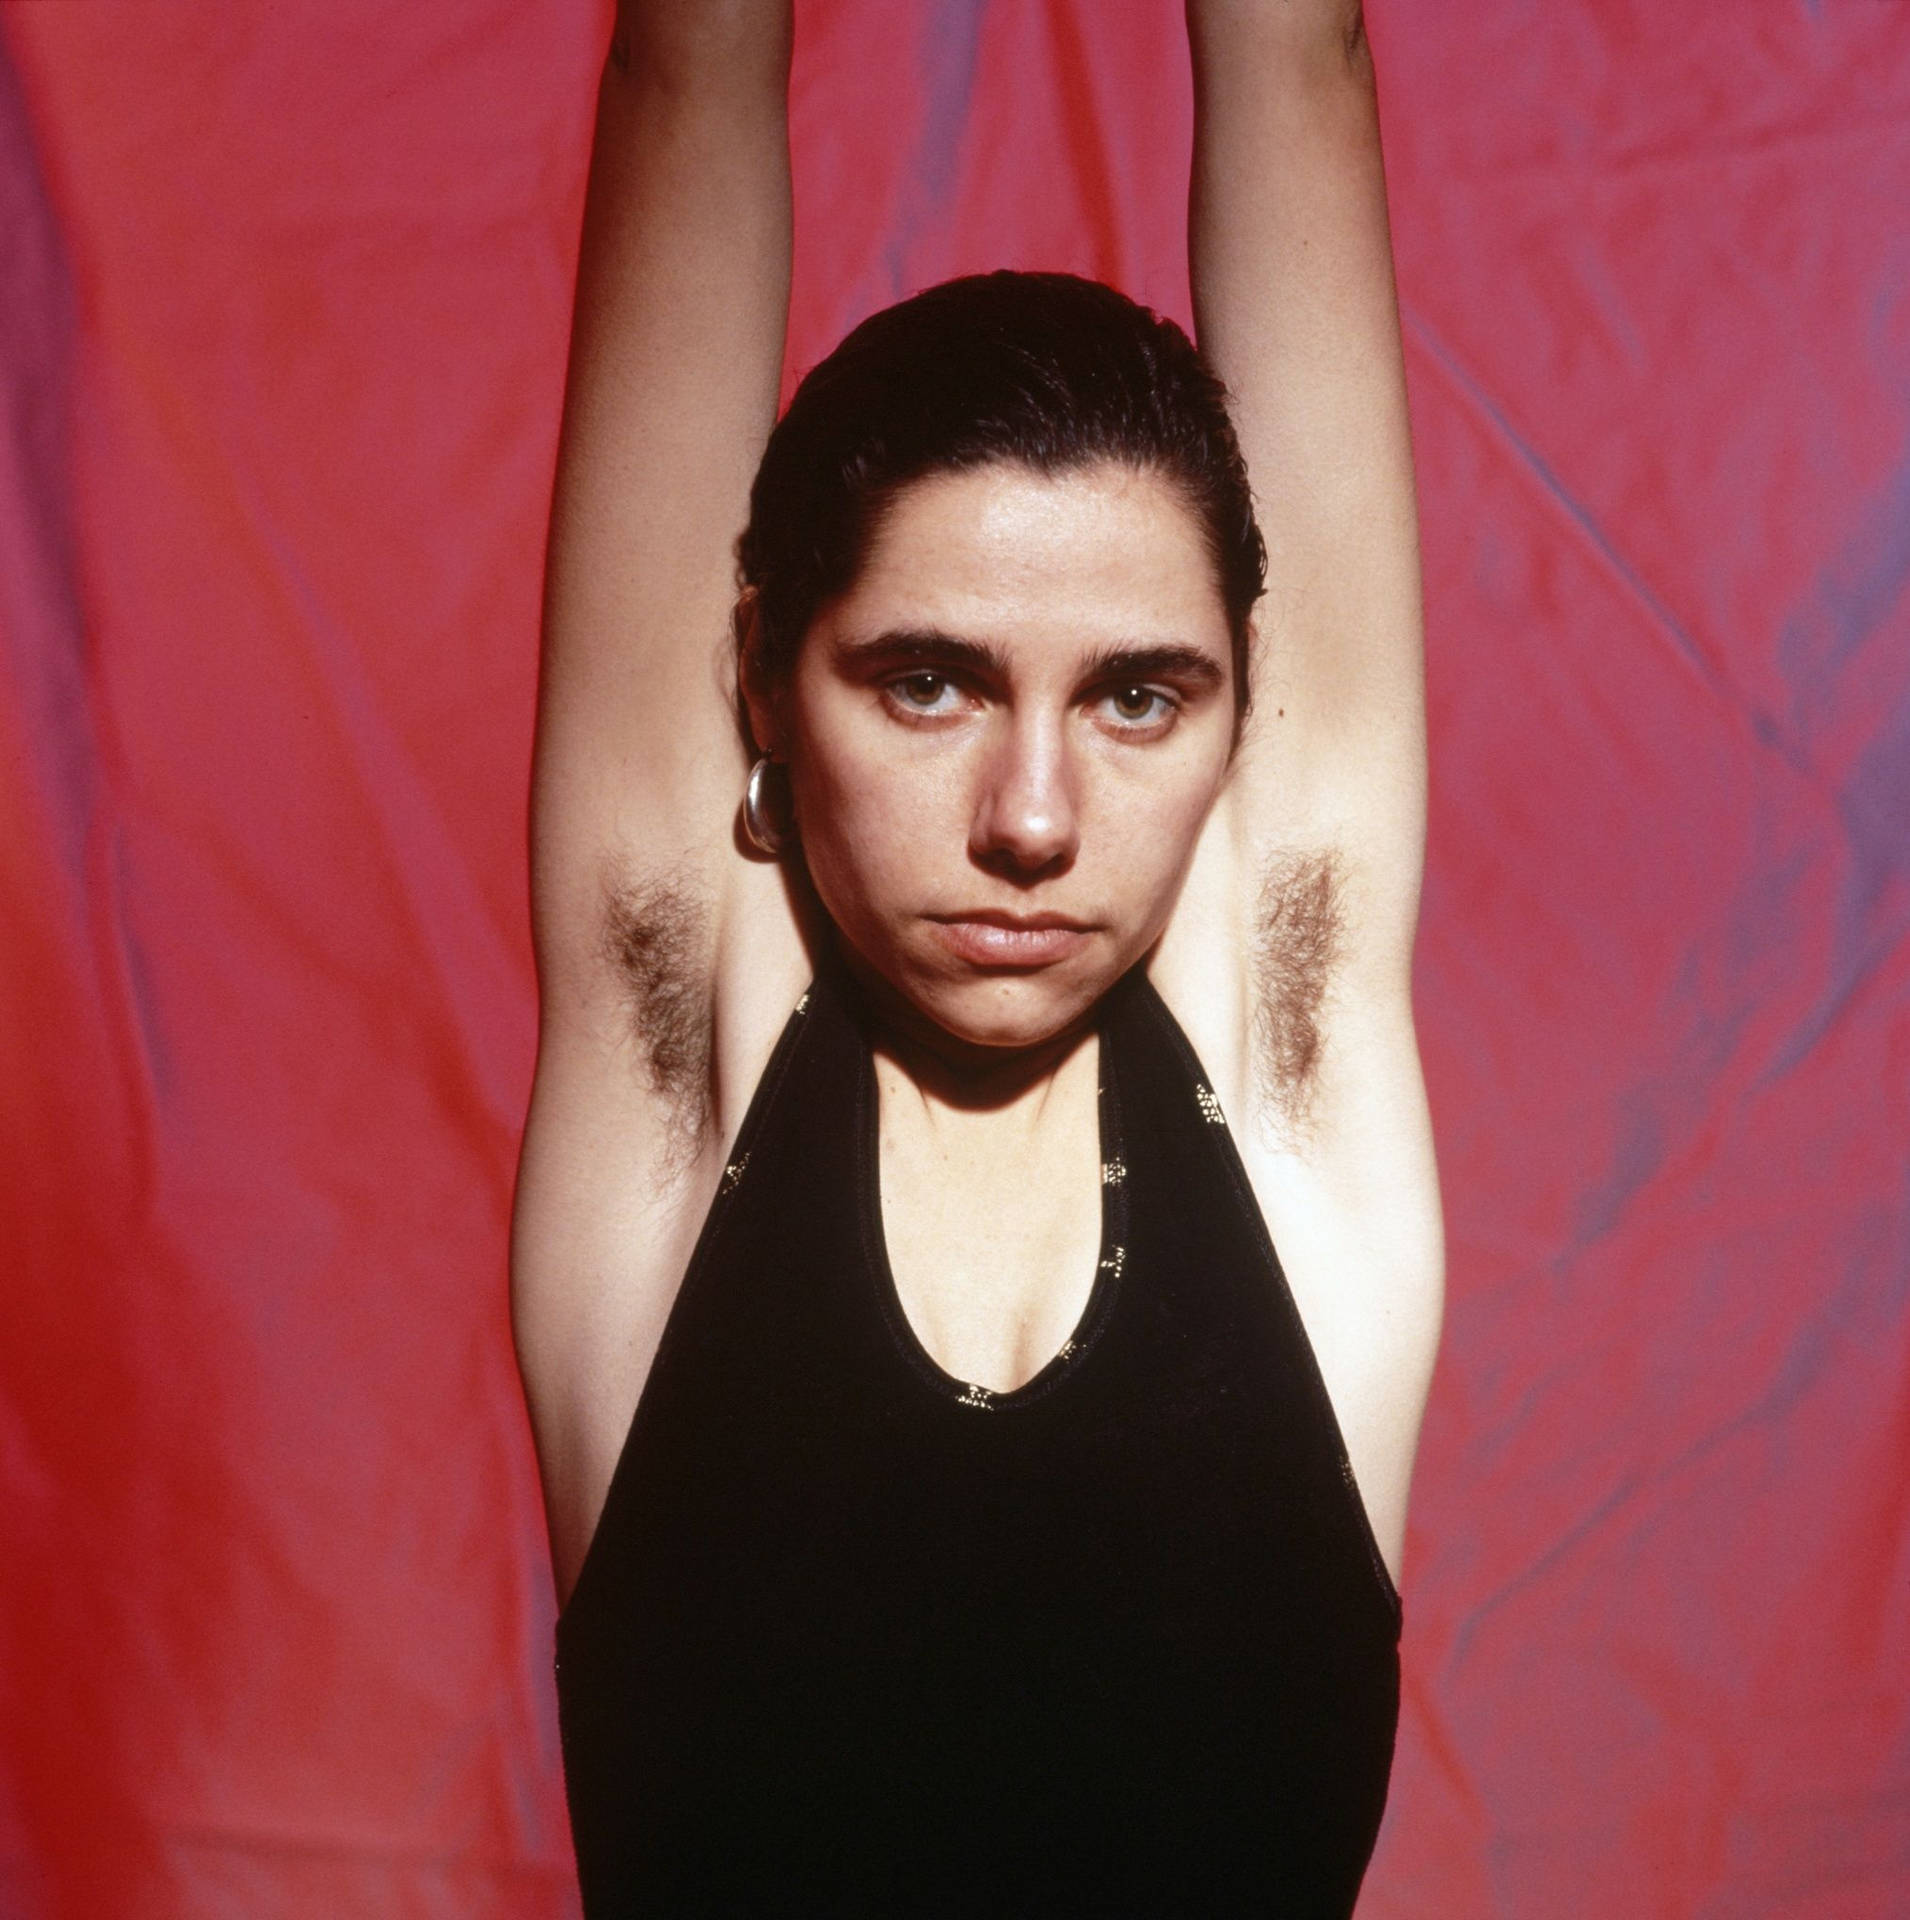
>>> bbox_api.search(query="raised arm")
[534,0,792,1004]
[514,0,802,1597]
[1186,0,1424,1003]
[1169,0,1441,1574]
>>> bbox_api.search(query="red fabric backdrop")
[3,3,1906,1913]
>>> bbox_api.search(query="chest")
[873,1036,1107,1396]
[557,974,1402,1911]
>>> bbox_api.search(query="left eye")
[1101,685,1171,726]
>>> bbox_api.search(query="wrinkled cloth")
[1,3,1904,1915]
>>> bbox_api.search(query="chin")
[909,965,1109,1053]
[828,908,1136,1056]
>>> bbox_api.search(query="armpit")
[1252,849,1342,1127]
[600,866,715,1144]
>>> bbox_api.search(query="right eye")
[887,671,962,716]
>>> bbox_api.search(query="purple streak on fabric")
[880,0,986,298]
[0,25,88,875]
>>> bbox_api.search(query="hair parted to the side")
[735,270,1265,748]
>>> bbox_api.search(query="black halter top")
[556,963,1400,1917]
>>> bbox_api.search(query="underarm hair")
[600,866,715,1144]
[1252,849,1342,1127]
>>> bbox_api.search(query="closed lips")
[927,913,1094,965]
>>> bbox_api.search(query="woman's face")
[753,460,1239,1054]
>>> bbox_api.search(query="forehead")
[832,461,1228,661]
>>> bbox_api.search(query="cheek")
[1091,736,1229,862]
[786,713,968,915]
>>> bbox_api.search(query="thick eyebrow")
[1077,644,1227,694]
[830,628,1012,681]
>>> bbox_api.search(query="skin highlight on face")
[745,460,1238,1062]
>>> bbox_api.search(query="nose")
[969,709,1079,880]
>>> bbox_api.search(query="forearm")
[576,0,793,368]
[564,7,791,404]
[1186,0,1403,493]
[551,0,792,638]
[547,21,791,717]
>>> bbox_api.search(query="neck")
[836,942,1096,1116]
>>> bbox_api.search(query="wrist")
[612,0,792,99]
[1185,0,1367,69]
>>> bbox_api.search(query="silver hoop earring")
[742,754,787,857]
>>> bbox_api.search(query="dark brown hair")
[736,271,1264,742]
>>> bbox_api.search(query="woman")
[511,1,1443,1911]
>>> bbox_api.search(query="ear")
[734,589,783,758]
